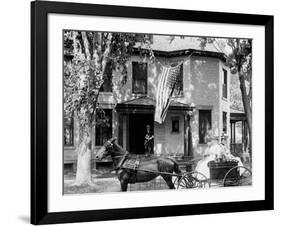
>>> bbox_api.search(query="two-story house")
[64,36,231,170]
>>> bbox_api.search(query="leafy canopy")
[64,31,152,129]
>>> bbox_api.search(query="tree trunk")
[239,72,252,153]
[73,125,94,186]
[70,31,111,186]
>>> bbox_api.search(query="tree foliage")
[230,73,244,111]
[199,38,252,74]
[64,31,152,139]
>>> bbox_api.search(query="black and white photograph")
[63,31,253,194]
[0,0,278,225]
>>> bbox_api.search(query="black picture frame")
[31,1,274,224]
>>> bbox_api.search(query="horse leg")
[120,174,129,192]
[162,175,175,189]
[118,170,130,192]
[120,180,128,192]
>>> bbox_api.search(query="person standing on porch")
[144,125,154,156]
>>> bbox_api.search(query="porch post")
[184,113,188,157]
[187,114,193,158]
[118,113,123,146]
[184,111,193,158]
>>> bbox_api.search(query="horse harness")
[105,140,141,183]
[116,155,140,184]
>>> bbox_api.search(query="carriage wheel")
[176,171,210,189]
[223,166,252,187]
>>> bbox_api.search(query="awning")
[230,108,246,121]
[116,96,194,114]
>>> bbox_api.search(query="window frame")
[63,115,74,147]
[172,64,184,97]
[132,61,148,94]
[222,68,228,99]
[223,111,227,134]
[95,109,113,146]
[198,109,212,144]
[171,117,180,133]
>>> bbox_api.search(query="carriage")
[175,159,252,189]
[96,138,252,191]
[125,159,252,191]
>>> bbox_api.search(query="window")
[199,110,212,144]
[171,117,180,133]
[172,64,183,97]
[95,109,112,146]
[223,111,227,133]
[222,68,228,99]
[100,63,113,92]
[64,116,74,146]
[132,62,147,94]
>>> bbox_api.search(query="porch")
[230,109,249,161]
[115,96,195,158]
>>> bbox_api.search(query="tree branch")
[81,32,91,60]
[100,33,112,76]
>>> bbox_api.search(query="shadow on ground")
[18,216,29,224]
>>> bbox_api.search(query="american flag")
[155,63,182,123]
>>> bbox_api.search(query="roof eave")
[132,48,227,62]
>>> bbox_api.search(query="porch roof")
[230,108,246,121]
[116,96,194,113]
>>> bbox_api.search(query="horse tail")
[174,161,182,178]
[166,157,182,188]
[167,157,182,175]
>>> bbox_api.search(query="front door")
[129,114,154,154]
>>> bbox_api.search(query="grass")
[64,171,171,194]
[64,177,121,194]
[63,161,252,194]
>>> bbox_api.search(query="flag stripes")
[155,64,182,123]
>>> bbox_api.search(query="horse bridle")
[105,140,114,149]
[103,140,129,169]
[104,140,126,157]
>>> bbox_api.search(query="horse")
[96,137,181,192]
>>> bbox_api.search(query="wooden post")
[187,114,193,158]
[184,113,188,157]
[118,113,123,146]
[233,122,236,144]
[126,115,130,151]
[230,122,232,144]
[244,120,248,150]
[184,111,193,158]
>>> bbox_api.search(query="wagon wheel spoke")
[178,175,194,188]
[187,175,196,187]
[176,175,191,189]
[223,166,252,187]
[177,172,210,189]
[192,172,210,188]
[224,176,239,186]
[238,167,252,186]
[223,167,240,186]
